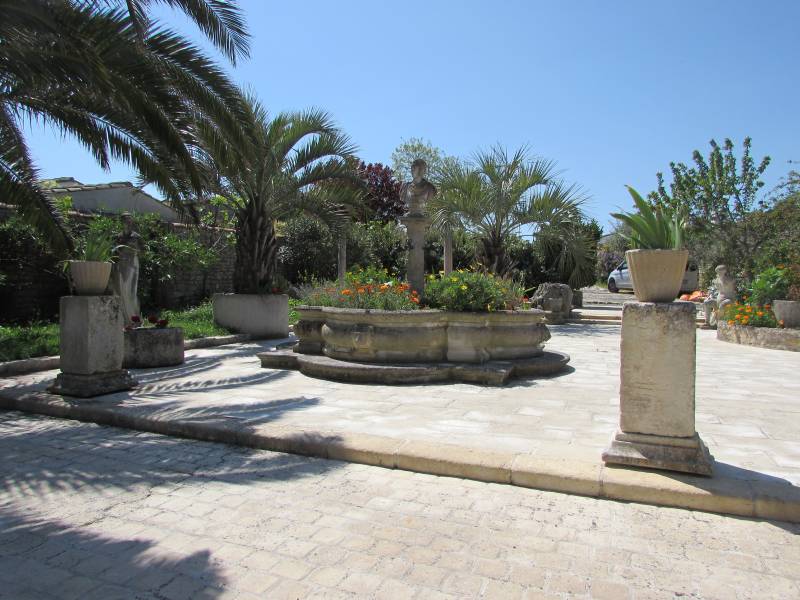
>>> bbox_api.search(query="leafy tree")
[390,137,462,184]
[356,162,403,223]
[648,138,770,279]
[0,0,248,254]
[433,146,593,286]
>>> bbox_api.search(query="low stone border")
[0,389,797,524]
[717,321,800,352]
[259,349,571,386]
[0,333,255,378]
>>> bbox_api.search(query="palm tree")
[0,0,248,254]
[432,146,594,286]
[190,96,362,293]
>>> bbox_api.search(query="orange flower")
[341,289,352,296]
[357,287,366,294]
[757,311,764,317]
[728,320,734,325]
[411,297,420,304]
[765,304,771,309]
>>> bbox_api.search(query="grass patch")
[160,301,231,340]
[0,322,60,362]
[289,298,301,325]
[0,301,232,362]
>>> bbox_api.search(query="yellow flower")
[460,285,468,291]
[450,277,458,283]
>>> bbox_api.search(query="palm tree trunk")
[234,202,278,293]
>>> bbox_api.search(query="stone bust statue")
[400,159,437,216]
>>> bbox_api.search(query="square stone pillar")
[400,214,430,294]
[48,296,137,397]
[602,301,713,475]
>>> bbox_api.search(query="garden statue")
[703,264,737,327]
[400,159,437,293]
[400,159,437,216]
[110,213,144,324]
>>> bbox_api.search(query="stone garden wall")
[0,204,235,322]
[717,320,800,352]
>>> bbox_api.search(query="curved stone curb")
[0,333,263,378]
[258,349,570,386]
[0,389,797,524]
[717,321,800,352]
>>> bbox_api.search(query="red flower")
[148,315,159,324]
[131,315,141,323]
[271,287,280,293]
[156,319,169,328]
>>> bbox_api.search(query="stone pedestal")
[401,214,430,294]
[602,301,713,475]
[48,296,137,397]
[337,235,347,283]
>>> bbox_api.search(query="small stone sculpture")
[400,159,437,216]
[531,283,573,323]
[110,213,144,324]
[703,265,737,328]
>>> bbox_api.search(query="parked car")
[607,261,698,294]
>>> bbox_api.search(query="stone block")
[58,295,124,375]
[604,301,713,475]
[212,293,289,338]
[123,327,184,368]
[48,370,137,398]
[619,301,696,438]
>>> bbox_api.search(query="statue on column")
[110,213,144,323]
[400,159,437,216]
[703,265,737,327]
[399,159,437,293]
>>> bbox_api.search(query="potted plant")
[67,229,119,295]
[611,186,688,303]
[769,265,800,328]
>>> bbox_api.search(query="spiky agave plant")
[611,186,685,250]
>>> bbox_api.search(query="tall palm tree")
[0,0,248,254]
[433,146,594,286]
[190,96,362,293]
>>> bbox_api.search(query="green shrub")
[748,266,791,305]
[612,186,685,250]
[424,270,524,312]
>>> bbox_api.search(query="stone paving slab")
[1,328,799,521]
[2,412,799,600]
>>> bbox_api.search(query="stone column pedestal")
[401,214,430,294]
[602,301,713,475]
[48,296,137,398]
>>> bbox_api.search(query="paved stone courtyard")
[2,412,798,600]
[2,323,799,486]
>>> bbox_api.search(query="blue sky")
[25,0,799,230]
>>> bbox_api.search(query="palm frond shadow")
[0,509,226,598]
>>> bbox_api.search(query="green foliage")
[391,138,449,183]
[748,266,792,306]
[647,138,770,279]
[73,228,118,262]
[2,0,248,255]
[0,321,59,361]
[160,302,231,339]
[424,270,524,312]
[302,268,419,310]
[612,186,685,250]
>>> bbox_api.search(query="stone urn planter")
[626,249,688,303]
[773,300,800,328]
[69,261,112,295]
[296,306,550,364]
[212,293,289,339]
[124,327,184,368]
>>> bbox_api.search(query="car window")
[620,262,627,270]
